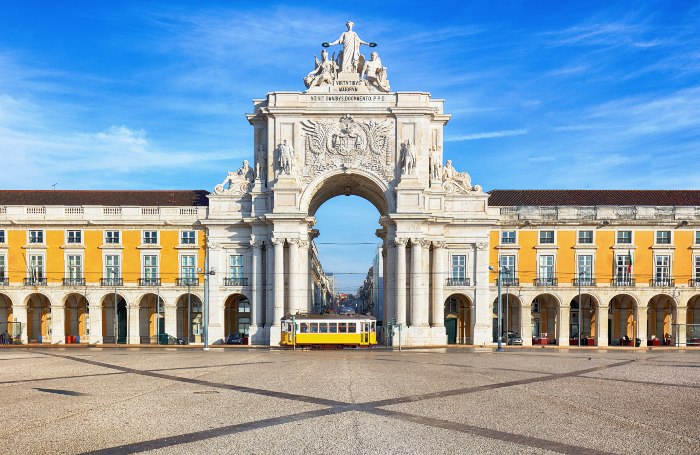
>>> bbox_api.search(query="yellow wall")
[8,230,25,283]
[596,230,614,283]
[123,230,141,284]
[556,231,576,284]
[635,230,654,280]
[84,230,102,284]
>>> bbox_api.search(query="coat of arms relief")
[300,115,395,183]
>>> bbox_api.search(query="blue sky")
[1,1,699,292]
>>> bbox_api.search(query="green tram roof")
[281,313,376,321]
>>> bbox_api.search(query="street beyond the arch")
[1,348,699,454]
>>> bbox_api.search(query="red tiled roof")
[0,190,210,206]
[488,190,700,207]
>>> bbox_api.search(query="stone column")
[288,238,299,315]
[250,240,262,329]
[88,298,102,344]
[298,240,310,314]
[676,306,687,346]
[597,306,609,347]
[265,241,274,329]
[636,305,648,345]
[472,242,492,345]
[521,304,533,346]
[272,238,285,327]
[128,304,140,344]
[164,303,177,337]
[431,242,446,328]
[395,238,407,326]
[558,304,570,346]
[410,239,423,326]
[382,244,390,325]
[51,305,65,344]
[14,304,28,344]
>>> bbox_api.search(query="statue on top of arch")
[214,160,254,195]
[303,21,391,93]
[442,160,482,193]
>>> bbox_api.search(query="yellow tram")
[280,314,378,348]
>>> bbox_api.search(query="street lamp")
[202,245,216,351]
[489,265,506,352]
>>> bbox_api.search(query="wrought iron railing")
[101,278,123,286]
[446,277,470,286]
[572,277,597,286]
[650,278,674,287]
[224,277,248,286]
[611,277,635,286]
[24,277,47,286]
[138,278,161,286]
[62,277,85,286]
[534,277,558,286]
[689,278,700,287]
[496,277,519,286]
[0,277,8,286]
[176,278,199,286]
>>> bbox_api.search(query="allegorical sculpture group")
[304,21,390,92]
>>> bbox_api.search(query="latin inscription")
[308,95,388,102]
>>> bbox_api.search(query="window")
[578,231,593,244]
[143,231,158,244]
[300,323,309,333]
[237,317,250,335]
[0,255,5,279]
[105,230,120,244]
[238,299,251,313]
[695,256,700,280]
[180,255,196,279]
[0,230,5,243]
[539,231,554,244]
[655,255,671,284]
[577,255,593,281]
[348,323,357,333]
[143,255,158,279]
[29,254,44,279]
[28,230,44,244]
[616,231,632,244]
[229,255,244,278]
[538,255,555,279]
[329,323,338,333]
[501,231,516,244]
[615,254,631,278]
[181,230,196,245]
[451,255,466,280]
[105,255,120,279]
[67,230,82,244]
[339,322,347,333]
[696,231,700,245]
[319,323,328,333]
[67,255,82,279]
[310,323,319,333]
[499,255,516,283]
[656,231,671,245]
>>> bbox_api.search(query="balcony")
[650,278,675,288]
[446,277,471,286]
[24,277,47,286]
[176,277,200,286]
[101,278,123,287]
[224,277,248,286]
[689,278,700,287]
[611,277,635,286]
[138,278,161,286]
[572,277,597,286]
[0,277,8,286]
[534,277,558,287]
[63,277,86,286]
[496,277,519,286]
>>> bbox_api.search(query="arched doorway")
[176,293,202,344]
[648,294,676,346]
[491,293,521,343]
[0,293,14,343]
[688,295,700,346]
[139,294,165,344]
[102,293,127,344]
[224,294,251,341]
[27,293,51,343]
[64,293,89,344]
[444,294,472,344]
[532,294,559,344]
[570,294,598,345]
[609,294,637,346]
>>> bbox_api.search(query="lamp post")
[202,247,215,351]
[490,265,505,352]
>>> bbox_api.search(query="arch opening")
[138,294,165,344]
[102,294,127,344]
[531,294,560,345]
[176,293,203,344]
[224,294,251,343]
[444,294,472,344]
[64,293,89,344]
[570,294,599,346]
[492,293,522,344]
[609,294,638,346]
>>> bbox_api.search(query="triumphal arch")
[205,22,496,346]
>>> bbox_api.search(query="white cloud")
[445,129,528,141]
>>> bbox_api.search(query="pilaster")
[431,242,446,328]
[51,305,65,344]
[88,303,103,344]
[636,305,648,345]
[558,305,570,346]
[288,238,300,315]
[597,306,609,346]
[472,242,492,345]
[521,304,533,346]
[395,238,407,326]
[410,239,424,326]
[128,305,140,345]
[14,305,28,344]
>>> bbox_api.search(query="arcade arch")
[0,293,14,343]
[609,294,638,345]
[26,293,51,343]
[688,295,700,345]
[444,294,472,344]
[224,294,251,340]
[647,294,676,345]
[532,294,560,344]
[491,293,521,343]
[176,293,203,343]
[102,293,128,344]
[63,293,89,343]
[570,293,599,345]
[138,294,165,344]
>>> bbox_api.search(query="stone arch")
[609,293,639,345]
[570,293,599,345]
[444,293,472,344]
[138,293,165,344]
[62,292,89,343]
[491,293,522,343]
[647,294,677,345]
[100,293,128,344]
[224,293,251,341]
[0,293,14,343]
[531,293,561,344]
[300,168,392,216]
[688,295,700,345]
[175,292,203,343]
[26,293,52,343]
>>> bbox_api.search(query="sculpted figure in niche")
[323,21,375,74]
[442,159,472,189]
[362,51,390,92]
[255,144,267,184]
[400,139,417,175]
[214,160,254,194]
[277,139,296,175]
[429,146,442,180]
[304,49,338,88]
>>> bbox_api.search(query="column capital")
[476,242,489,251]
[433,241,447,249]
[419,239,432,248]
[288,238,300,246]
[250,239,264,249]
[394,237,407,247]
[271,238,285,247]
[298,240,309,248]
